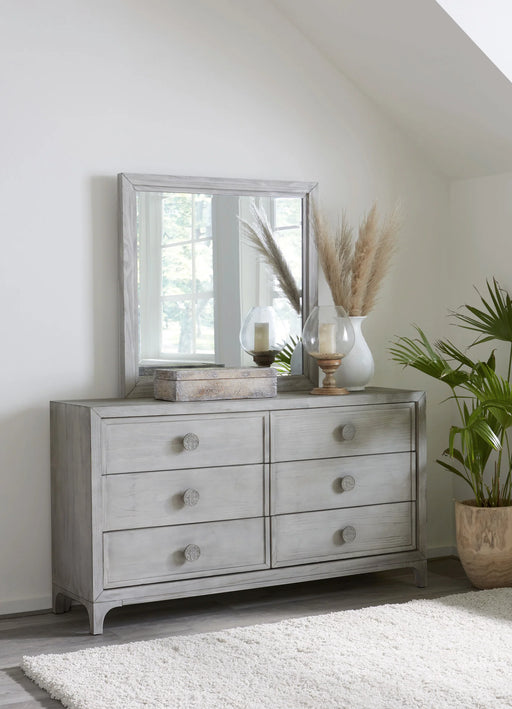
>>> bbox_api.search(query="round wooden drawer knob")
[182,433,199,451]
[340,475,355,492]
[339,423,356,441]
[341,525,357,543]
[183,488,200,506]
[184,544,201,562]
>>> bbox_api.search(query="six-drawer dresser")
[50,387,427,633]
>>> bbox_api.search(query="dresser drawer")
[103,464,267,530]
[271,452,414,515]
[104,517,269,587]
[103,413,267,474]
[271,405,414,462]
[271,502,414,567]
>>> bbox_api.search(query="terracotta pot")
[455,499,512,588]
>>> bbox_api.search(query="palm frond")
[389,327,469,388]
[436,456,472,486]
[390,277,512,506]
[463,364,512,429]
[434,339,477,370]
[273,336,300,375]
[451,278,512,345]
[446,402,499,503]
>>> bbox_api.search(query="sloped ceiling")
[438,0,512,82]
[271,0,512,179]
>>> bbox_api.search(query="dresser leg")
[84,600,119,635]
[52,586,72,614]
[413,561,428,588]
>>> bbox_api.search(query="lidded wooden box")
[154,366,277,402]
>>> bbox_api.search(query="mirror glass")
[119,174,318,397]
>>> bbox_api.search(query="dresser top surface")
[51,387,425,418]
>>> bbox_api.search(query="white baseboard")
[427,545,458,559]
[0,595,52,617]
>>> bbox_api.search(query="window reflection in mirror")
[136,191,303,370]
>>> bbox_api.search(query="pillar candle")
[254,322,270,351]
[318,323,336,354]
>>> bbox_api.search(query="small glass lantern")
[302,305,355,394]
[240,306,286,367]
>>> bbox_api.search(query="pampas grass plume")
[239,203,302,315]
[313,201,401,315]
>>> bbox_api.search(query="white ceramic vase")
[336,316,374,391]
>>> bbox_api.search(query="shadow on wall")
[0,404,52,606]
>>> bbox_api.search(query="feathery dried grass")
[334,214,354,310]
[349,204,379,315]
[362,204,400,315]
[312,205,353,312]
[239,203,301,314]
[313,201,401,316]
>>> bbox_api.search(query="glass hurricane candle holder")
[302,305,355,394]
[240,306,286,367]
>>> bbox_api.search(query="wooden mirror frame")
[118,173,318,397]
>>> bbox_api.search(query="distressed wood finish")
[414,391,428,587]
[119,174,319,398]
[271,452,415,515]
[103,464,267,530]
[104,517,269,587]
[271,404,415,462]
[271,502,414,567]
[50,389,427,633]
[50,403,96,602]
[103,412,267,473]
[56,387,423,416]
[154,366,277,402]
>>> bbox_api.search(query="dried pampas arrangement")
[239,203,301,315]
[312,202,401,316]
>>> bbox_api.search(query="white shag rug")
[22,588,512,709]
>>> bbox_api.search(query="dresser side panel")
[415,393,427,557]
[51,402,95,600]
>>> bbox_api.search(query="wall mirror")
[119,173,318,397]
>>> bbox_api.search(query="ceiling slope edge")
[271,0,512,179]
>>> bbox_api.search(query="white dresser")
[51,388,426,634]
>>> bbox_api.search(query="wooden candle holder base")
[310,356,350,396]
[310,386,349,396]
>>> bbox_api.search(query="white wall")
[450,174,512,292]
[0,0,453,613]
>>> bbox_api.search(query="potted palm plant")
[390,279,512,588]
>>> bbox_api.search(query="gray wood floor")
[1,557,473,708]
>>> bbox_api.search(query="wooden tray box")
[154,367,277,401]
